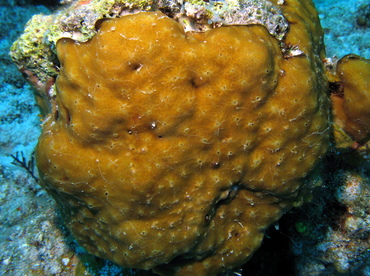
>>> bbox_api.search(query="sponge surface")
[37,9,330,275]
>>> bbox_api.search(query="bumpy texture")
[9,0,289,87]
[332,55,370,143]
[36,1,329,275]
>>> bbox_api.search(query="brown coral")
[35,2,329,275]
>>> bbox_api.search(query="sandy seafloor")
[0,0,369,275]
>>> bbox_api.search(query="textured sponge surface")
[337,55,370,142]
[37,10,329,275]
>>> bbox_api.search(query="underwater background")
[0,0,369,275]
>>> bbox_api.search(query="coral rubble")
[288,164,370,276]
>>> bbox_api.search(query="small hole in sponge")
[129,62,143,71]
[66,113,71,125]
[190,77,204,88]
[95,18,110,31]
[212,161,220,168]
[54,110,59,121]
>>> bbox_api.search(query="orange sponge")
[332,55,370,143]
[36,4,330,275]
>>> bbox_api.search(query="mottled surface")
[36,1,330,273]
[289,163,370,276]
